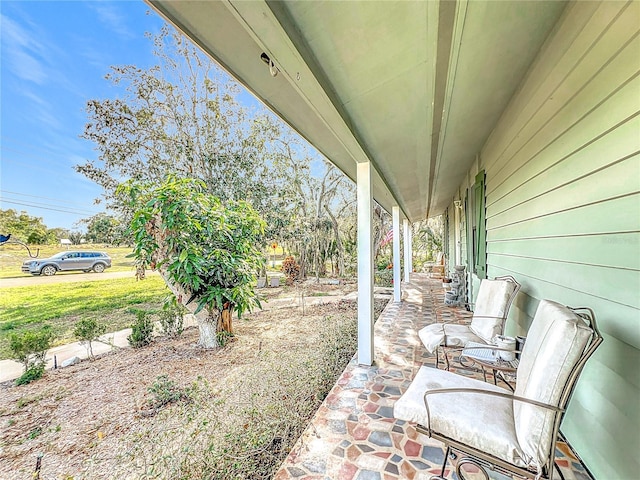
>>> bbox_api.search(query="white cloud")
[0,14,48,84]
[90,2,134,40]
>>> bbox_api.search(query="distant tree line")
[0,209,128,246]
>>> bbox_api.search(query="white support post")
[403,219,411,283]
[392,207,401,303]
[357,162,374,366]
[409,226,413,274]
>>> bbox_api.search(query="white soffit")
[147,0,566,221]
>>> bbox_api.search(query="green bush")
[9,326,53,372]
[73,318,107,358]
[374,268,393,287]
[127,310,154,348]
[147,374,191,410]
[159,296,185,338]
[15,363,45,386]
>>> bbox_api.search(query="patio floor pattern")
[274,273,594,480]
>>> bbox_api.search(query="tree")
[120,176,265,348]
[80,213,126,245]
[0,209,56,244]
[77,25,360,276]
[9,326,54,383]
[412,217,444,263]
[73,318,107,359]
[68,231,84,245]
[274,150,356,279]
[77,26,294,242]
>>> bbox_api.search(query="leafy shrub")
[15,363,45,386]
[127,310,154,348]
[375,268,393,287]
[147,374,191,410]
[9,326,53,373]
[73,318,107,358]
[281,255,300,285]
[159,296,186,338]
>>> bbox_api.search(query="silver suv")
[22,251,112,276]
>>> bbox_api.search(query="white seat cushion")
[418,323,485,353]
[394,366,528,468]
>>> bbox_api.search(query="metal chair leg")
[430,445,450,480]
[443,348,451,371]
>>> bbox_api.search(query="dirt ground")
[0,281,362,480]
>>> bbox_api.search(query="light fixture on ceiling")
[260,52,279,77]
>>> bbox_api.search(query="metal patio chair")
[419,275,521,369]
[394,299,603,480]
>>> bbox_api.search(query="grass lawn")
[0,275,168,360]
[0,245,136,278]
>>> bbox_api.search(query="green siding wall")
[461,1,640,477]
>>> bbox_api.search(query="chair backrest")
[513,300,602,474]
[469,275,520,343]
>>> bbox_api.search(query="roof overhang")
[147,0,566,221]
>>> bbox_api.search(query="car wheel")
[93,263,106,273]
[41,265,57,276]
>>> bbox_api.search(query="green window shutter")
[466,190,474,270]
[474,170,487,279]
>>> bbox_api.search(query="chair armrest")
[421,387,563,437]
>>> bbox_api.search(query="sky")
[0,0,268,231]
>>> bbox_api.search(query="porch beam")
[392,207,401,303]
[357,162,374,366]
[403,219,412,282]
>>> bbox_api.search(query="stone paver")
[274,274,594,480]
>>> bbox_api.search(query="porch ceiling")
[147,0,566,222]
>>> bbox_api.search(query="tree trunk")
[198,310,219,348]
[157,270,220,348]
[218,302,233,334]
[324,204,345,276]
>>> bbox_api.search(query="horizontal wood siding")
[476,1,640,477]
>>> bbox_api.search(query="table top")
[461,341,519,372]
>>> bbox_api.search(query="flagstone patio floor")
[274,273,594,480]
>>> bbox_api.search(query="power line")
[0,199,101,217]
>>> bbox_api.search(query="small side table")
[460,342,519,391]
